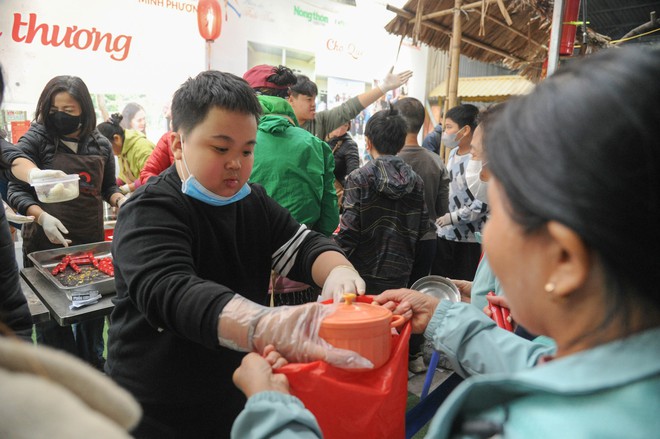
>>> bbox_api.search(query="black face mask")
[49,111,81,136]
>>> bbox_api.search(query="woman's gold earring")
[544,282,556,293]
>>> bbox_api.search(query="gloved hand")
[436,212,453,228]
[28,168,67,184]
[116,196,128,209]
[218,295,373,369]
[119,184,130,195]
[378,68,413,93]
[3,201,34,224]
[320,265,366,303]
[37,212,71,246]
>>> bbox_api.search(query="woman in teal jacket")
[230,47,660,438]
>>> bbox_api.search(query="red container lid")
[321,294,392,329]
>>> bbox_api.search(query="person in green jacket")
[243,65,339,238]
[250,96,338,237]
[231,47,660,438]
[97,113,155,194]
[244,65,339,304]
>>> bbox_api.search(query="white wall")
[0,0,428,138]
[1,0,204,102]
[211,0,427,98]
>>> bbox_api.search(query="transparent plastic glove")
[436,212,452,228]
[28,168,67,184]
[218,295,373,369]
[378,68,413,93]
[3,201,34,224]
[320,265,366,303]
[116,196,128,209]
[119,184,130,195]
[37,212,71,246]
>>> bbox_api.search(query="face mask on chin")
[441,126,466,150]
[179,135,251,206]
[49,111,81,136]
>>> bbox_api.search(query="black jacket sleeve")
[341,138,360,185]
[0,138,23,183]
[0,210,33,341]
[6,127,46,215]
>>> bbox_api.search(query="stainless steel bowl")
[410,275,460,302]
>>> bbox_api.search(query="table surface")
[19,277,50,324]
[20,267,115,326]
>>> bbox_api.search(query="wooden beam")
[447,0,463,111]
[496,0,513,26]
[386,5,527,63]
[396,1,545,51]
[413,0,425,45]
[413,0,497,22]
[476,9,547,50]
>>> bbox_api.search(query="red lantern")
[197,0,222,42]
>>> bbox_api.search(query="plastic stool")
[420,350,440,399]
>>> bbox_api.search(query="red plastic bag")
[279,297,411,439]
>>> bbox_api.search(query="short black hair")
[35,75,96,139]
[171,70,262,136]
[365,107,407,155]
[250,65,297,99]
[393,97,425,134]
[97,113,125,143]
[445,104,480,132]
[289,74,318,98]
[485,46,660,337]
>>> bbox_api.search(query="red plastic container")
[319,294,405,369]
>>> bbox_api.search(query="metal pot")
[410,275,460,302]
[319,294,404,369]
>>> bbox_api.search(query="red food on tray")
[50,252,114,286]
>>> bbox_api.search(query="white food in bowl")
[33,176,80,203]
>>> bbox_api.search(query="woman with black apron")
[5,75,126,370]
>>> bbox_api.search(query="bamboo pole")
[447,0,463,111]
[413,0,425,45]
[386,5,527,63]
[547,0,565,76]
[495,0,513,26]
[441,49,452,161]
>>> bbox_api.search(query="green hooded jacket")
[250,96,338,236]
[118,129,155,184]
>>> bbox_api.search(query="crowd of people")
[0,45,658,438]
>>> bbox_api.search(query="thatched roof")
[385,0,556,82]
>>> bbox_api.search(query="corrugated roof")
[429,75,535,101]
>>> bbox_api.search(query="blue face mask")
[180,135,251,206]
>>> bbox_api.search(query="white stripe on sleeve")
[272,224,310,277]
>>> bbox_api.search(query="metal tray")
[27,241,115,300]
[410,275,460,303]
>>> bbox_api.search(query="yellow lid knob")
[342,293,357,305]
